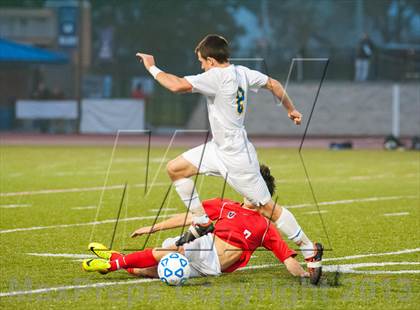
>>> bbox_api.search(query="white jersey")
[185,65,268,152]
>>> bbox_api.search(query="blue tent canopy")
[0,38,68,63]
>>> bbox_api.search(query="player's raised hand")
[288,109,302,125]
[130,226,154,238]
[135,53,155,70]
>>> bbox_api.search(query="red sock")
[109,249,157,271]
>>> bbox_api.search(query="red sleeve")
[262,224,297,263]
[202,198,223,221]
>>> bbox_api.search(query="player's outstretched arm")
[136,53,192,93]
[264,77,302,125]
[284,257,309,277]
[131,213,192,238]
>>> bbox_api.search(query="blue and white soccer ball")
[157,252,190,286]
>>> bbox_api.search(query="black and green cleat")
[175,221,214,246]
[306,242,324,285]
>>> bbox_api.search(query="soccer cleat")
[305,242,324,285]
[82,258,111,274]
[88,242,120,260]
[175,221,214,246]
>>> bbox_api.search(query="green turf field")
[0,145,419,309]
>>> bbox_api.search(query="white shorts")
[182,141,271,206]
[162,234,221,278]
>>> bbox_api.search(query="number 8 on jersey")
[236,86,245,114]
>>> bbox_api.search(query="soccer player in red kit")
[83,197,308,279]
[83,166,321,283]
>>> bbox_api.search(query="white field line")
[349,174,389,181]
[0,182,170,197]
[304,210,328,215]
[54,170,127,177]
[27,253,94,259]
[0,214,175,234]
[321,247,420,262]
[383,212,410,217]
[149,208,178,212]
[1,195,417,234]
[114,157,165,163]
[0,204,31,209]
[286,195,418,209]
[7,172,24,177]
[72,206,97,210]
[3,247,420,298]
[0,278,159,298]
[323,262,420,274]
[25,248,420,266]
[26,247,419,262]
[239,248,420,271]
[274,173,417,184]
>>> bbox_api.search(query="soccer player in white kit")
[136,34,323,281]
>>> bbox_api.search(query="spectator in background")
[355,33,374,81]
[131,82,151,128]
[131,83,146,100]
[31,81,53,133]
[51,86,65,99]
[31,81,51,99]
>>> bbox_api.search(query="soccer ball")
[157,252,190,286]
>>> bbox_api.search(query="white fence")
[16,99,145,133]
[187,82,420,137]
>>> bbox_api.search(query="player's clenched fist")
[288,109,302,125]
[135,53,155,70]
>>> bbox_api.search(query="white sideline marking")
[114,157,165,163]
[3,261,419,298]
[242,262,420,275]
[72,206,97,210]
[149,208,178,212]
[286,195,417,209]
[54,170,126,176]
[321,247,420,262]
[349,174,389,181]
[240,248,420,269]
[3,247,419,298]
[8,172,24,178]
[0,204,31,209]
[1,195,417,234]
[304,210,328,215]
[383,212,409,217]
[0,185,125,197]
[26,247,420,265]
[27,253,94,259]
[0,214,175,234]
[0,182,169,197]
[323,262,420,274]
[0,278,159,298]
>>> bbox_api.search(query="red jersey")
[202,198,296,273]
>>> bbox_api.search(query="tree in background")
[90,0,244,125]
[365,0,420,44]
[91,0,243,75]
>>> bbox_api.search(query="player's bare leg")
[166,156,214,245]
[258,200,323,285]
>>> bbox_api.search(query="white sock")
[275,207,314,259]
[173,178,208,224]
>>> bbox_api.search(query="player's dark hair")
[260,164,276,196]
[195,34,229,63]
